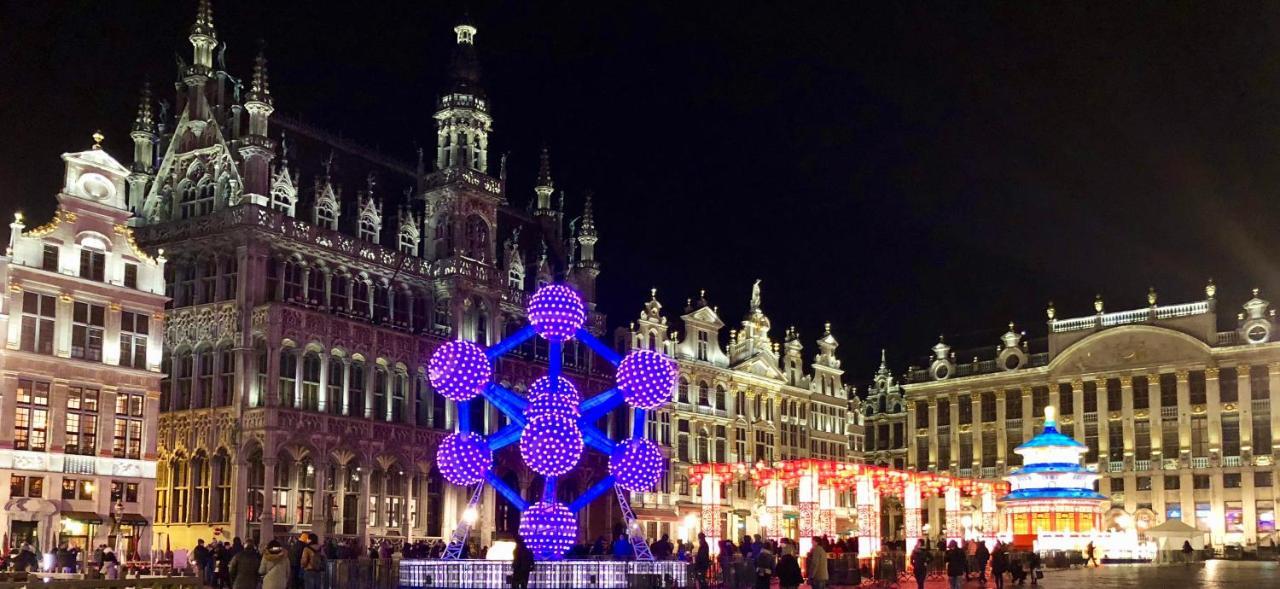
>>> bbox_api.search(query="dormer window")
[359,217,378,243]
[697,331,709,361]
[399,231,416,256]
[316,205,337,230]
[270,188,293,215]
[79,243,106,282]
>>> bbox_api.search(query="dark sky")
[5,1,1280,386]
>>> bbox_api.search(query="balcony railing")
[1108,461,1125,472]
[1223,455,1242,467]
[1135,459,1151,472]
[1160,406,1178,418]
[982,467,997,479]
[1191,456,1210,469]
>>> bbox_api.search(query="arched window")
[374,367,388,421]
[328,358,344,415]
[391,371,406,423]
[679,378,690,404]
[279,349,298,407]
[316,201,337,229]
[426,468,444,537]
[736,390,746,417]
[384,469,405,529]
[200,258,218,305]
[246,450,265,524]
[352,279,370,316]
[297,458,316,525]
[195,347,214,409]
[190,452,209,523]
[698,381,710,407]
[331,274,349,311]
[155,460,170,524]
[211,450,230,523]
[715,385,726,411]
[170,457,189,523]
[273,457,291,523]
[217,345,234,407]
[359,215,379,243]
[174,350,194,410]
[433,215,452,257]
[648,331,658,351]
[465,215,489,260]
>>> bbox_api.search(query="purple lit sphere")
[519,414,583,477]
[527,284,586,342]
[427,340,491,402]
[617,349,678,409]
[526,376,580,419]
[519,500,577,560]
[609,438,664,492]
[436,432,492,486]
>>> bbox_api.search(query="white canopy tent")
[1144,519,1204,563]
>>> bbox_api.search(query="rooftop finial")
[191,0,216,39]
[92,130,104,150]
[133,82,154,133]
[1148,287,1157,307]
[537,145,553,188]
[1094,294,1104,313]
[1206,278,1217,299]
[580,191,596,236]
[454,16,477,45]
[650,287,657,300]
[1047,301,1056,320]
[246,44,272,105]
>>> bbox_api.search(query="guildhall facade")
[896,285,1280,547]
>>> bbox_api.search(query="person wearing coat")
[806,541,830,589]
[753,545,776,589]
[229,541,262,589]
[945,541,968,589]
[775,547,803,589]
[259,540,291,589]
[991,542,1009,589]
[511,534,534,589]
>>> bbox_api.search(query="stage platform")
[398,559,689,589]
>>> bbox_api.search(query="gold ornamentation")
[109,302,122,311]
[1134,409,1148,418]
[1223,403,1238,412]
[113,224,157,264]
[1119,376,1133,388]
[59,292,73,303]
[22,208,73,238]
[1071,379,1084,391]
[1191,404,1206,414]
[1204,367,1219,378]
[1175,369,1189,382]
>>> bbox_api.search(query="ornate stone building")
[1,138,167,555]
[862,351,907,470]
[128,2,616,549]
[615,283,860,542]
[901,285,1280,547]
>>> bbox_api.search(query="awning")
[117,514,149,527]
[632,507,680,521]
[61,511,104,525]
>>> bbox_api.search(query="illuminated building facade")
[901,286,1280,547]
[1,139,167,555]
[615,283,861,542]
[128,2,617,548]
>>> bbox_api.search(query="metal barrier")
[0,577,200,588]
[399,559,689,589]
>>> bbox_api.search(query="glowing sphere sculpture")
[617,349,678,409]
[519,501,577,560]
[427,340,490,401]
[427,282,667,561]
[520,414,584,476]
[527,375,580,419]
[527,284,587,341]
[610,438,664,492]
[436,432,492,486]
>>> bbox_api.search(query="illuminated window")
[41,244,59,271]
[64,386,99,456]
[301,352,321,411]
[1132,376,1149,409]
[20,292,56,355]
[113,392,145,460]
[279,350,298,407]
[118,311,149,370]
[79,247,106,282]
[15,379,50,451]
[10,475,43,498]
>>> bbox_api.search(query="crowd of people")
[908,539,1043,589]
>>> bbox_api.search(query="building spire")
[579,191,597,239]
[246,45,272,106]
[132,82,155,133]
[537,145,553,188]
[189,0,217,70]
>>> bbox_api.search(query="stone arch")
[1048,324,1213,378]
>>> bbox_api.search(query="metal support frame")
[443,483,486,560]
[614,484,655,561]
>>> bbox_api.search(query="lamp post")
[113,498,125,560]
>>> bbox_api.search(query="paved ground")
[888,561,1280,588]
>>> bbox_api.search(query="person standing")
[300,535,325,589]
[259,541,290,589]
[975,541,990,584]
[807,540,830,589]
[229,541,261,589]
[945,541,967,589]
[753,543,776,589]
[193,539,212,585]
[910,542,931,589]
[991,542,1008,589]
[1027,550,1041,586]
[1085,541,1098,567]
[693,534,711,589]
[776,545,802,589]
[1181,540,1194,564]
[510,534,534,589]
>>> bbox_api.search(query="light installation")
[429,283,676,560]
[1001,406,1106,547]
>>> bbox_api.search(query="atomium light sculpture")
[428,283,670,560]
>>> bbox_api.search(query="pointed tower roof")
[579,192,597,238]
[537,145,554,189]
[190,0,217,40]
[246,46,272,105]
[449,16,484,96]
[132,82,155,134]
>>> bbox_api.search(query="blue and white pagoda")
[1001,406,1107,547]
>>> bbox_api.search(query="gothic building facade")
[897,286,1280,547]
[614,283,860,542]
[1,139,167,555]
[127,2,617,549]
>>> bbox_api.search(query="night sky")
[5,1,1280,386]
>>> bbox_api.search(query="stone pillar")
[266,344,281,407]
[1120,376,1135,460]
[317,354,329,413]
[927,400,939,469]
[294,350,305,409]
[1207,368,1222,458]
[1176,370,1191,458]
[302,266,312,303]
[1072,379,1086,445]
[357,466,372,549]
[971,394,983,471]
[1239,365,1254,454]
[260,456,278,544]
[995,390,1007,468]
[312,458,330,537]
[341,358,352,417]
[1269,363,1280,456]
[1150,374,1164,463]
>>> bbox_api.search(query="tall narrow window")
[1220,368,1238,403]
[123,262,139,289]
[79,248,106,282]
[1189,371,1207,405]
[301,353,321,411]
[279,350,298,407]
[15,379,50,451]
[353,280,370,317]
[283,261,303,302]
[328,359,344,415]
[1134,421,1151,460]
[332,275,349,311]
[190,454,208,523]
[200,258,218,305]
[391,372,406,422]
[114,392,145,460]
[174,351,194,410]
[71,302,105,361]
[119,311,149,369]
[374,368,388,421]
[64,386,99,456]
[349,362,366,418]
[220,257,237,300]
[217,346,234,406]
[177,265,195,306]
[273,461,291,523]
[195,348,214,408]
[1132,376,1149,410]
